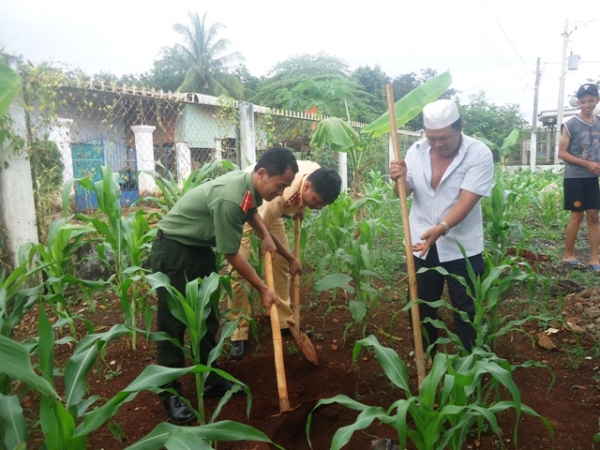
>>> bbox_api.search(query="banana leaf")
[362,71,453,138]
[0,56,20,117]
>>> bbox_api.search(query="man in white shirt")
[390,99,494,356]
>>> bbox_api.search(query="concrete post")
[175,142,191,182]
[131,125,156,195]
[213,138,223,162]
[338,152,348,193]
[48,117,74,186]
[529,130,537,170]
[238,102,256,170]
[0,57,39,267]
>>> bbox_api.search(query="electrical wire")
[441,0,527,82]
[482,0,532,71]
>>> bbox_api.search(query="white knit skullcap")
[423,100,460,130]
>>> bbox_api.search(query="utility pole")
[553,18,570,165]
[530,57,541,170]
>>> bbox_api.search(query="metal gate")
[71,136,139,211]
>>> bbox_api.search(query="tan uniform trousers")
[228,218,294,341]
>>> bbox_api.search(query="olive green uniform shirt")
[157,170,261,254]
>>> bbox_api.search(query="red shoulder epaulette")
[240,190,254,213]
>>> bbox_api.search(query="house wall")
[0,58,39,268]
[177,104,235,148]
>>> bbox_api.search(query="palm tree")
[168,11,245,99]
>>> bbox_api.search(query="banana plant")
[0,55,20,117]
[310,72,452,199]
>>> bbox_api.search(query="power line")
[442,0,526,82]
[482,0,532,71]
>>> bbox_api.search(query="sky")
[1,0,599,126]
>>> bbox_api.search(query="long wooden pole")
[293,217,302,329]
[386,83,426,388]
[265,251,292,413]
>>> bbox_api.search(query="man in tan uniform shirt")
[228,161,342,359]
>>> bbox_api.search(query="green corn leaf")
[314,273,353,292]
[64,345,98,409]
[353,335,411,392]
[330,406,392,450]
[348,300,367,322]
[40,397,76,450]
[164,428,213,449]
[125,421,281,450]
[0,335,57,398]
[0,393,27,450]
[37,306,55,381]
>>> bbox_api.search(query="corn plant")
[0,246,44,345]
[142,159,237,213]
[62,166,154,349]
[29,217,105,335]
[306,335,553,450]
[411,247,554,354]
[314,218,385,342]
[0,306,276,450]
[146,271,248,425]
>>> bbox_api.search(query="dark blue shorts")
[563,177,600,211]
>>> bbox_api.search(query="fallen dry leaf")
[537,332,557,350]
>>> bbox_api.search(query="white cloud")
[1,0,599,123]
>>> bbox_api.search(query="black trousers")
[409,245,484,354]
[151,234,219,399]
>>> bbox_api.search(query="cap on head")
[423,99,460,130]
[576,83,599,99]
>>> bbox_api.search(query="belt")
[156,229,173,240]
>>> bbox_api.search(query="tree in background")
[163,11,245,99]
[351,64,389,123]
[139,47,189,93]
[250,53,374,122]
[459,91,528,152]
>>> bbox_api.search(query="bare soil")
[18,259,600,450]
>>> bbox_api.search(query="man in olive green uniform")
[228,161,342,360]
[151,146,301,424]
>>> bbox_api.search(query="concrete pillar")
[529,130,537,171]
[48,118,74,186]
[0,56,39,268]
[212,138,223,162]
[175,142,191,182]
[131,125,156,195]
[338,152,348,193]
[238,102,256,170]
